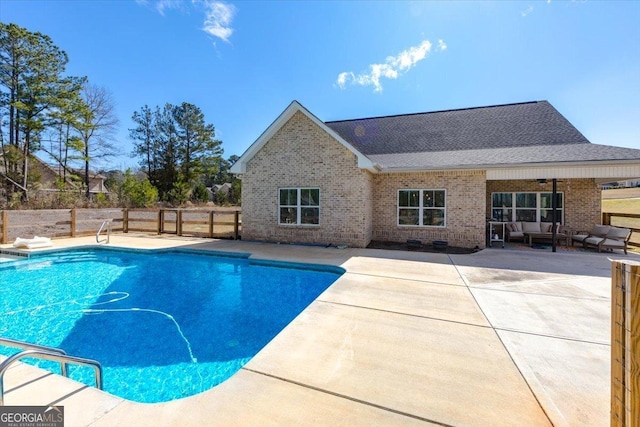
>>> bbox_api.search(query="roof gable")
[0,154,79,190]
[230,101,378,174]
[325,101,591,155]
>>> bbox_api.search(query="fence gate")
[611,260,640,427]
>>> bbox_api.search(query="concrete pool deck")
[1,235,637,426]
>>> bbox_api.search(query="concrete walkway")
[1,235,637,426]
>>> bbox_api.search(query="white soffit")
[487,163,640,180]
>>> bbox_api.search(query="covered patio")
[486,159,640,252]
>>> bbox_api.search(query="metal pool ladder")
[96,220,111,244]
[0,337,103,406]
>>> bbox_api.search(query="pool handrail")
[96,220,111,244]
[0,337,69,376]
[0,337,67,354]
[0,348,103,406]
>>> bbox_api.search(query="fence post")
[70,208,76,237]
[209,211,214,238]
[1,210,7,244]
[177,210,182,236]
[234,210,240,240]
[158,210,163,235]
[602,212,612,225]
[123,209,129,233]
[611,260,640,427]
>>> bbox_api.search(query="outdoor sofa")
[571,225,610,247]
[578,226,633,255]
[505,222,566,244]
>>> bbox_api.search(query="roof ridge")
[325,100,547,124]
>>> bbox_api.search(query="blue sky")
[2,0,639,170]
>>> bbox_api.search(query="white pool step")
[0,250,28,263]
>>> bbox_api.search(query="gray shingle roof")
[325,101,591,155]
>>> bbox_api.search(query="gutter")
[374,158,640,174]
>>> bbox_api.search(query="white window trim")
[278,187,321,226]
[397,189,447,228]
[491,191,564,223]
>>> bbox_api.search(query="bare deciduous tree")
[73,83,119,198]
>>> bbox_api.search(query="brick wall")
[486,178,601,232]
[241,111,373,247]
[241,110,602,249]
[371,170,487,249]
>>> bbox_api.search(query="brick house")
[230,100,640,249]
[0,154,109,198]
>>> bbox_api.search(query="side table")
[488,221,505,248]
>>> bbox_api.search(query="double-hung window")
[398,189,446,227]
[491,192,563,223]
[279,188,320,225]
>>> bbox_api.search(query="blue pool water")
[0,248,343,403]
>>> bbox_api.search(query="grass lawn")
[602,198,640,215]
[602,189,640,250]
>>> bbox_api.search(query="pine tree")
[130,102,223,203]
[0,23,82,199]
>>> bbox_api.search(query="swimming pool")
[0,247,343,403]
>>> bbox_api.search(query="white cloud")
[138,0,237,43]
[137,0,182,15]
[336,40,440,93]
[202,1,236,43]
[521,5,534,17]
[336,72,351,88]
[158,0,182,15]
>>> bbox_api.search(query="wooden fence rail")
[611,260,639,427]
[0,208,241,244]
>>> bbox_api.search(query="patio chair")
[505,222,525,242]
[571,225,609,247]
[583,227,632,254]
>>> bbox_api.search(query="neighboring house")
[601,179,640,189]
[215,183,232,193]
[68,168,109,197]
[207,183,232,201]
[0,154,109,197]
[0,154,76,193]
[230,100,640,249]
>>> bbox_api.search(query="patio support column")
[552,178,557,252]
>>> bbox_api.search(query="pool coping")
[1,244,347,275]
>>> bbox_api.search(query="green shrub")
[168,180,190,206]
[191,182,210,204]
[95,192,109,207]
[120,169,158,208]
